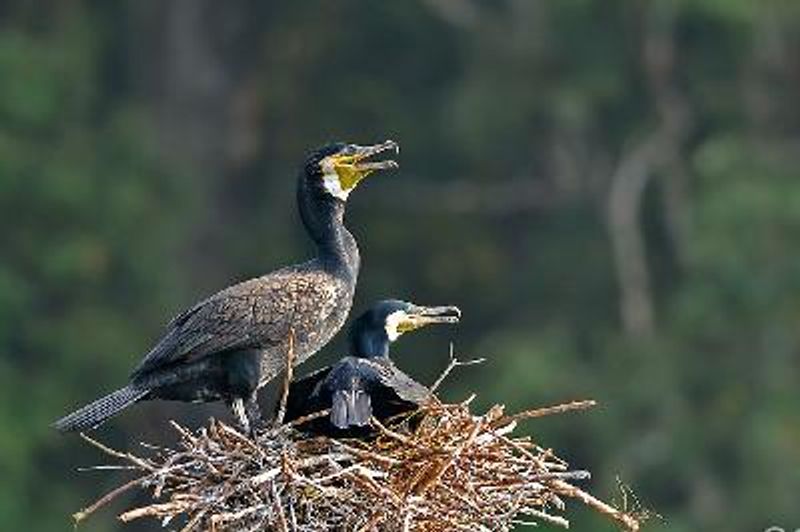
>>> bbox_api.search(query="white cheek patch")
[320,159,351,201]
[384,310,407,342]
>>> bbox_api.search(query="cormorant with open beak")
[54,141,399,434]
[283,300,460,436]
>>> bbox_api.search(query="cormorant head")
[303,140,399,202]
[349,300,461,359]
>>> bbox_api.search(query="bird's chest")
[293,292,350,358]
[256,280,353,383]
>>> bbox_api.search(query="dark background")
[2,1,798,531]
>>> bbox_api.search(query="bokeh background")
[2,1,799,531]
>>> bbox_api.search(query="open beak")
[332,140,399,192]
[398,304,461,333]
[347,140,400,172]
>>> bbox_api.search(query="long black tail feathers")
[330,389,372,429]
[52,385,149,432]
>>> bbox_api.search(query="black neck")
[297,179,360,278]
[350,327,391,359]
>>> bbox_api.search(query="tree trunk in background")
[128,0,265,284]
[607,3,690,340]
[130,0,267,170]
[607,134,659,340]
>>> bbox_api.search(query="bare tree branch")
[606,2,691,340]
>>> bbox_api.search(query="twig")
[179,509,206,532]
[274,327,296,426]
[120,501,191,522]
[73,477,145,524]
[553,480,641,531]
[521,508,570,528]
[285,408,329,428]
[270,481,289,532]
[79,432,154,472]
[369,416,411,444]
[493,399,598,427]
[430,343,486,393]
[410,411,484,496]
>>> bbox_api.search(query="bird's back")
[131,260,355,389]
[283,356,432,435]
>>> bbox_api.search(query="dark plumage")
[284,300,461,437]
[54,141,399,434]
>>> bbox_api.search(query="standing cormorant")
[54,141,399,434]
[283,300,460,436]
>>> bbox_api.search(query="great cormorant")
[283,300,460,436]
[54,141,399,434]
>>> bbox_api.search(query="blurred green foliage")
[0,8,187,529]
[1,1,798,531]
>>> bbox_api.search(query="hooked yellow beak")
[396,305,462,334]
[331,140,399,192]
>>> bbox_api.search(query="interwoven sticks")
[75,396,642,531]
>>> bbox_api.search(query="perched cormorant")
[283,300,460,436]
[54,141,399,434]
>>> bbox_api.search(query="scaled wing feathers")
[132,267,342,378]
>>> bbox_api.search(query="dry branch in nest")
[73,353,647,531]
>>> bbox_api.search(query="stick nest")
[75,396,646,531]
